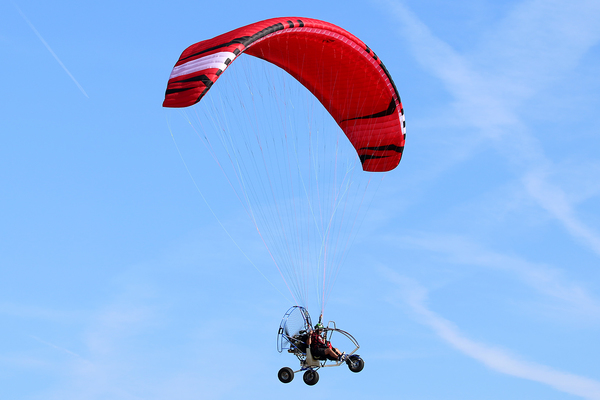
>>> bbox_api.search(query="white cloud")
[384,269,600,400]
[395,232,600,318]
[523,166,600,255]
[385,0,600,256]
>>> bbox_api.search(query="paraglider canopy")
[163,17,406,172]
[163,17,407,315]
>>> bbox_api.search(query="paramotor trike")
[276,306,364,385]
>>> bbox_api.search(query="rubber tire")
[278,367,294,383]
[347,356,364,373]
[303,369,319,385]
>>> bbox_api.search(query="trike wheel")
[347,355,364,373]
[303,369,319,385]
[278,367,294,383]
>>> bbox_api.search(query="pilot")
[307,323,345,361]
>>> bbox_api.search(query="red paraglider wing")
[163,17,405,172]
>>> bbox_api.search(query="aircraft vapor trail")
[14,3,89,98]
[28,334,86,360]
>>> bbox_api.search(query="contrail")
[29,335,87,360]
[14,3,89,98]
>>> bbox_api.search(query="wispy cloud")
[395,232,600,318]
[0,301,81,321]
[384,269,600,400]
[24,282,268,400]
[14,3,89,98]
[385,0,600,256]
[523,166,600,255]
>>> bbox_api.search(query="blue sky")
[2,0,600,399]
